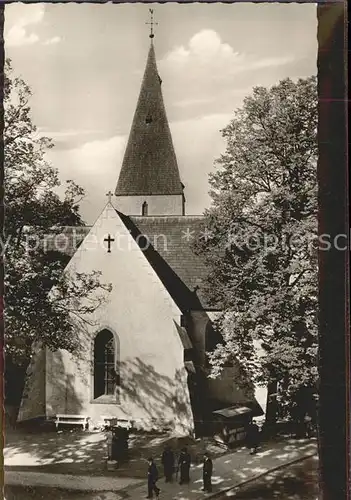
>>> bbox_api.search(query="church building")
[19,29,264,436]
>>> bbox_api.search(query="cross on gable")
[146,8,158,39]
[104,234,115,253]
[106,191,114,203]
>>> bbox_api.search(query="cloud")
[245,56,295,71]
[44,36,62,46]
[38,127,102,140]
[158,30,295,122]
[161,29,294,79]
[170,113,230,215]
[174,97,215,108]
[47,136,127,222]
[163,30,244,69]
[5,4,61,48]
[67,136,127,174]
[46,113,229,223]
[5,4,44,47]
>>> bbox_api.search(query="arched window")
[142,201,148,216]
[94,329,119,400]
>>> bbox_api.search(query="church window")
[93,329,119,400]
[142,201,148,216]
[145,114,153,124]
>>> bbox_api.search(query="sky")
[5,3,317,224]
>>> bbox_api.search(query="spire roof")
[115,43,183,197]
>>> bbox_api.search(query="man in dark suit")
[177,447,191,485]
[202,452,213,493]
[161,445,175,482]
[246,420,260,454]
[147,457,160,499]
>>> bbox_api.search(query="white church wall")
[43,204,194,435]
[45,347,86,417]
[17,344,46,421]
[114,194,183,216]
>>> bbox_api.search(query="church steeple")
[115,17,185,216]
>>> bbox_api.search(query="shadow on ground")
[4,424,226,478]
[222,455,319,499]
[114,440,318,499]
[4,424,108,476]
[118,439,318,499]
[3,456,319,500]
[4,485,103,500]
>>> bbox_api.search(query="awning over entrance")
[213,406,253,419]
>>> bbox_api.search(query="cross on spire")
[146,8,158,40]
[106,190,114,203]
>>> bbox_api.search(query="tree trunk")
[264,380,278,437]
[317,4,348,499]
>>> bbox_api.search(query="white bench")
[55,414,90,431]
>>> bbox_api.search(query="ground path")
[121,438,317,499]
[4,427,223,478]
[215,456,319,500]
[5,438,317,499]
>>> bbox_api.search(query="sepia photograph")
[0,2,337,499]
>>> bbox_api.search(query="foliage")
[197,77,318,415]
[4,59,111,369]
[4,59,84,237]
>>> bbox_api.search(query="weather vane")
[146,8,158,39]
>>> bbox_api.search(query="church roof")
[53,214,214,310]
[115,43,183,197]
[124,214,211,310]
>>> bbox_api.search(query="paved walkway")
[4,428,222,478]
[4,471,142,492]
[5,438,317,499]
[122,438,317,499]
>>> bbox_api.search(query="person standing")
[246,420,260,454]
[147,457,160,499]
[177,447,191,485]
[304,414,313,438]
[161,445,175,482]
[202,452,213,493]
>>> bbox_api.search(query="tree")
[4,60,111,404]
[197,77,318,424]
